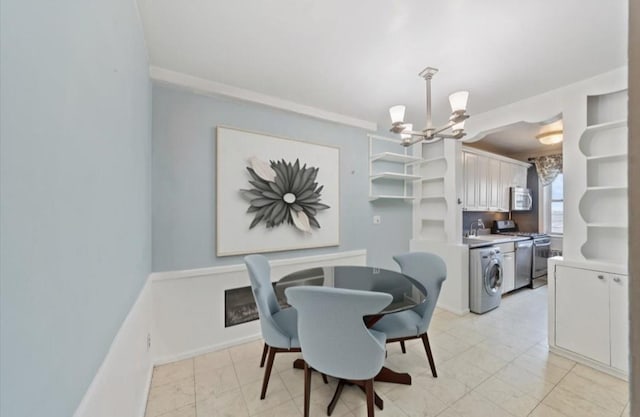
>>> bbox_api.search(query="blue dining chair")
[371,252,446,377]
[286,286,392,417]
[244,254,301,399]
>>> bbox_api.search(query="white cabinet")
[488,158,500,211]
[502,252,515,293]
[462,148,530,212]
[610,274,629,373]
[477,155,488,209]
[463,151,479,210]
[553,264,629,374]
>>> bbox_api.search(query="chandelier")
[389,67,470,147]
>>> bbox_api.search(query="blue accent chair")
[371,252,446,377]
[244,254,301,399]
[286,286,392,417]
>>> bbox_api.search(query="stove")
[492,220,552,287]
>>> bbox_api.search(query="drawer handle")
[613,276,621,283]
[597,275,605,280]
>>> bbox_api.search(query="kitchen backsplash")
[462,211,509,235]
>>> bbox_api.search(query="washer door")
[484,259,503,294]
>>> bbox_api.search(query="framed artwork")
[216,126,340,256]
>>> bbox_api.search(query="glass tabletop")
[276,266,427,315]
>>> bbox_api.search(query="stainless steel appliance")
[510,187,533,211]
[469,246,503,314]
[514,239,533,289]
[532,236,551,279]
[491,220,551,289]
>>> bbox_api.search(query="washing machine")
[469,246,504,314]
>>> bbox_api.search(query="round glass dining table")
[276,265,428,387]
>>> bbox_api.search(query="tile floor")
[144,286,631,417]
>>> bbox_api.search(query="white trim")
[150,249,368,282]
[461,145,531,168]
[149,66,377,131]
[154,334,262,366]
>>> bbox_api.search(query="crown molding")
[149,66,377,131]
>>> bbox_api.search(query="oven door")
[533,238,551,278]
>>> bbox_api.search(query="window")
[549,174,564,234]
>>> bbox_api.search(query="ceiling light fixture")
[536,130,563,145]
[390,67,470,147]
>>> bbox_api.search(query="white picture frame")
[216,126,340,256]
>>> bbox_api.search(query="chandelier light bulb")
[400,124,413,139]
[389,105,406,124]
[449,91,470,113]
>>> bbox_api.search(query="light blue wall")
[152,85,412,272]
[0,1,151,416]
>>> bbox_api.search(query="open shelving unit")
[578,93,628,264]
[368,135,423,201]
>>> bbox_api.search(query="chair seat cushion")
[370,310,421,340]
[272,307,300,348]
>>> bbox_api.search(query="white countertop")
[463,234,531,248]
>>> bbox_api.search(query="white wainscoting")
[150,250,367,364]
[73,280,154,417]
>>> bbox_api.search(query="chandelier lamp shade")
[389,67,470,147]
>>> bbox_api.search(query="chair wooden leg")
[365,379,375,417]
[421,333,437,378]
[260,347,277,399]
[303,362,312,417]
[327,380,345,416]
[400,340,406,354]
[259,343,268,368]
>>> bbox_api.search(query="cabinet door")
[463,152,478,210]
[499,161,512,211]
[488,158,501,210]
[502,252,515,293]
[555,266,610,364]
[477,155,489,210]
[610,274,629,373]
[513,165,528,189]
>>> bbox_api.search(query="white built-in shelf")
[370,152,422,164]
[584,119,626,133]
[586,153,627,161]
[370,172,422,181]
[586,223,628,228]
[585,185,628,191]
[368,195,415,202]
[420,218,445,222]
[407,156,446,166]
[421,195,446,200]
[419,176,445,183]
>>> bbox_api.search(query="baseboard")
[549,345,629,381]
[153,333,262,366]
[73,279,154,417]
[436,302,470,316]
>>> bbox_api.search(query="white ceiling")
[137,0,627,129]
[465,120,563,158]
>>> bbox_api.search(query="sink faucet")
[468,219,485,237]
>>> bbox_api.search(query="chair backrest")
[393,252,447,333]
[244,255,290,348]
[285,286,392,380]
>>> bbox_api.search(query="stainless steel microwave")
[510,187,532,211]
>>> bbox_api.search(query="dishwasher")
[514,239,533,289]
